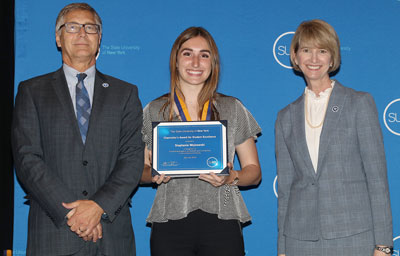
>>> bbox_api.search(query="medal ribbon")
[174,92,212,121]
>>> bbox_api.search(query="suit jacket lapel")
[52,68,83,145]
[291,94,317,177]
[84,70,107,146]
[316,81,347,178]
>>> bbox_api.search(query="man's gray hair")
[55,3,102,34]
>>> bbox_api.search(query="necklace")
[304,82,334,129]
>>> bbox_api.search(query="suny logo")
[393,235,399,256]
[206,157,218,168]
[273,175,278,198]
[383,98,400,136]
[272,32,295,69]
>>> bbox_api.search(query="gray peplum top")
[142,94,261,223]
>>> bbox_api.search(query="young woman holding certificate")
[141,27,262,256]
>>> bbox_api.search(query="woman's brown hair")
[162,27,220,121]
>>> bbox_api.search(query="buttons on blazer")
[82,160,88,166]
[114,206,122,216]
[82,190,88,196]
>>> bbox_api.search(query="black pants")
[150,210,245,256]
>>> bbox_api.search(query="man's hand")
[82,223,103,242]
[63,200,104,240]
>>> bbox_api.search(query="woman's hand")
[198,137,261,187]
[198,172,227,187]
[152,173,171,184]
[373,247,391,256]
[141,148,172,184]
[198,163,237,187]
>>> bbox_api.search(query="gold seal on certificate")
[152,121,228,177]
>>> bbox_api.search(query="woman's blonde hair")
[290,19,341,73]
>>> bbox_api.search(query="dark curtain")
[0,0,15,251]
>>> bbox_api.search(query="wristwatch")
[375,246,393,255]
[101,212,109,220]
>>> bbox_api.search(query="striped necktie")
[76,73,91,143]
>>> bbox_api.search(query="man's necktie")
[76,73,91,143]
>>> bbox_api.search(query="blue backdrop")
[14,0,400,255]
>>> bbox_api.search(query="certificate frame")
[152,120,228,177]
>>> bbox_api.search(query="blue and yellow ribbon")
[174,92,212,121]
[3,250,12,256]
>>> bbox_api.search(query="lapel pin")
[331,106,339,112]
[102,83,109,88]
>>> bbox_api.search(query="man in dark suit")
[12,3,144,255]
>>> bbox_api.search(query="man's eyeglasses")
[59,22,100,34]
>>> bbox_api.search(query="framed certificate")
[152,120,228,177]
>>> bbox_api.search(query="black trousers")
[150,210,245,256]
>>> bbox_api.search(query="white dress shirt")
[305,81,335,172]
[63,63,95,116]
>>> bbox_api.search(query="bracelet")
[230,171,239,185]
[231,177,239,185]
[375,246,393,255]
